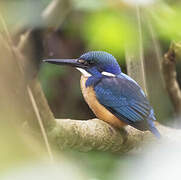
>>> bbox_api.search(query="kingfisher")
[43,51,161,138]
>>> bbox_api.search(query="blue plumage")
[94,74,160,136]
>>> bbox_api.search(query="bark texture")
[48,119,181,153]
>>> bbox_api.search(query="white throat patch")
[101,71,115,77]
[76,68,91,77]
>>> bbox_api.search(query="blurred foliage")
[0,0,50,30]
[68,151,121,180]
[73,0,107,10]
[150,3,181,41]
[82,10,136,59]
[0,120,40,173]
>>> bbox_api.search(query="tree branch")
[49,119,181,153]
[162,42,181,115]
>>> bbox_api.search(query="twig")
[136,5,147,94]
[125,5,147,94]
[27,87,54,161]
[162,42,181,115]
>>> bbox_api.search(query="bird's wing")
[94,74,155,131]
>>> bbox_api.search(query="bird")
[43,51,161,138]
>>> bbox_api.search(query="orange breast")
[80,76,126,128]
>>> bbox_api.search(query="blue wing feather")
[94,73,156,131]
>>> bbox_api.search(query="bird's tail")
[149,126,161,139]
[147,109,161,139]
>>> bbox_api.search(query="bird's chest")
[80,76,126,128]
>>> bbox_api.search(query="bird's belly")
[80,76,126,128]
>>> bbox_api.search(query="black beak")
[43,59,87,68]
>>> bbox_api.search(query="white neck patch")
[101,71,115,77]
[76,68,91,77]
[76,68,116,77]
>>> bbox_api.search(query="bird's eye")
[78,59,94,66]
[78,59,85,64]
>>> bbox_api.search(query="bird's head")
[43,51,121,77]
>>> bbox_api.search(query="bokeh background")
[0,0,181,179]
